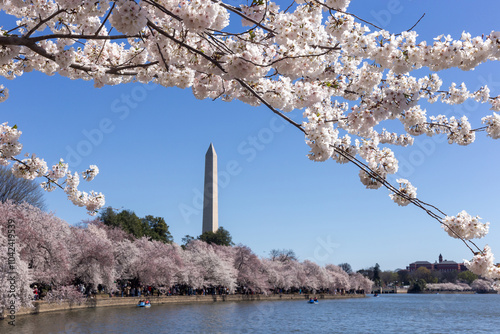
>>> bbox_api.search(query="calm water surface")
[2,294,499,333]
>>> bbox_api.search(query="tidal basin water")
[2,294,500,334]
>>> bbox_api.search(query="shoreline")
[3,293,366,319]
[413,291,497,294]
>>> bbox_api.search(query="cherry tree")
[233,245,269,293]
[325,264,350,292]
[426,282,470,292]
[112,238,139,282]
[131,237,182,287]
[44,285,85,305]
[90,220,134,243]
[180,240,237,292]
[69,224,116,290]
[0,224,32,314]
[301,260,329,292]
[0,0,499,284]
[348,272,373,293]
[0,201,72,286]
[471,279,496,293]
[262,257,302,292]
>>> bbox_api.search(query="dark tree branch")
[95,2,116,36]
[25,9,66,38]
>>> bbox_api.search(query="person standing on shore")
[33,286,38,300]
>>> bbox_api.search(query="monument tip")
[206,142,216,155]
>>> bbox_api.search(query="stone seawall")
[6,294,365,318]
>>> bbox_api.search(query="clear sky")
[1,0,499,272]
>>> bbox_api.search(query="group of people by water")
[30,279,363,303]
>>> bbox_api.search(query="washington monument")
[202,143,218,234]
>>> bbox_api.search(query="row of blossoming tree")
[0,0,499,298]
[0,201,373,313]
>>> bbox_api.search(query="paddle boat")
[308,298,319,304]
[137,300,151,308]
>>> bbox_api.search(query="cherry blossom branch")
[147,20,227,74]
[141,0,183,22]
[94,2,116,36]
[25,8,67,38]
[211,0,277,35]
[310,0,384,30]
[234,78,303,131]
[7,155,64,191]
[329,145,478,254]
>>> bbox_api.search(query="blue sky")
[1,0,499,271]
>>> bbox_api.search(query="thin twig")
[95,2,115,36]
[235,78,304,131]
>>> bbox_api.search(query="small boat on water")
[308,298,319,304]
[137,301,151,308]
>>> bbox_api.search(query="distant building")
[407,254,467,272]
[407,261,433,272]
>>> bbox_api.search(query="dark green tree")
[397,270,410,286]
[181,235,195,249]
[411,267,437,283]
[373,263,381,286]
[408,279,427,293]
[100,207,173,243]
[198,226,234,246]
[458,270,478,285]
[439,270,458,283]
[338,263,352,274]
[357,268,374,279]
[99,207,120,228]
[380,271,399,286]
[141,215,173,243]
[115,210,144,238]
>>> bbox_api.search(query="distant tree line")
[354,263,489,293]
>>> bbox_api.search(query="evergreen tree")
[373,263,381,285]
[141,215,173,243]
[198,226,234,246]
[100,207,173,243]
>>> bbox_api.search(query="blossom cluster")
[464,246,500,280]
[109,0,147,35]
[482,112,500,139]
[0,122,104,215]
[0,122,22,165]
[441,211,489,240]
[357,139,398,189]
[0,85,8,103]
[64,172,105,215]
[389,179,417,207]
